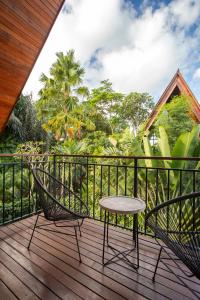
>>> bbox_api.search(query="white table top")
[99,196,146,215]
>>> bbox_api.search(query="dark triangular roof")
[145,70,200,131]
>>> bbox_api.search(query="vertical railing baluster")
[3,165,5,224]
[86,157,89,211]
[69,162,71,210]
[155,168,159,238]
[156,168,159,206]
[179,170,182,233]
[116,166,118,195]
[12,164,15,220]
[93,164,96,219]
[28,163,31,215]
[134,158,138,197]
[133,158,138,238]
[64,161,66,184]
[167,169,170,233]
[115,165,118,226]
[144,168,148,234]
[20,158,23,218]
[193,171,196,230]
[52,155,57,197]
[63,161,66,206]
[124,166,127,196]
[100,165,103,221]
[80,163,82,213]
[74,163,76,211]
[124,166,127,228]
[108,165,110,196]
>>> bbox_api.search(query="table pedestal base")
[102,211,139,270]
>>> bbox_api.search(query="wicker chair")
[146,191,200,287]
[28,168,89,262]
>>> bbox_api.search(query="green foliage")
[52,140,87,155]
[88,80,125,134]
[121,92,154,136]
[153,95,195,146]
[142,125,200,202]
[36,50,90,140]
[0,94,46,153]
[34,50,155,151]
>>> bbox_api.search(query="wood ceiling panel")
[1,0,49,34]
[0,42,34,66]
[26,0,55,21]
[0,0,64,133]
[0,8,43,46]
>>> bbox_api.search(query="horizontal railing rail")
[0,154,200,237]
[0,153,200,160]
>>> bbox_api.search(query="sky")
[23,0,200,102]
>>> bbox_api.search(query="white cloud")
[169,0,200,27]
[23,0,200,101]
[193,68,200,79]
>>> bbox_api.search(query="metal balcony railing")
[0,154,200,237]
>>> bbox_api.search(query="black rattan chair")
[28,168,89,262]
[146,191,200,294]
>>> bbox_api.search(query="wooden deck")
[0,217,199,300]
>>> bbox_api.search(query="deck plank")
[0,216,199,300]
[18,219,191,300]
[0,261,39,299]
[0,280,18,300]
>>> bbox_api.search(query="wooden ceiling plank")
[0,84,23,97]
[0,41,35,66]
[26,0,55,20]
[40,0,60,15]
[22,1,53,27]
[0,49,35,69]
[0,75,25,88]
[1,0,48,36]
[45,0,62,10]
[0,6,44,46]
[0,21,42,50]
[0,60,28,77]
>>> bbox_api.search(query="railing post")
[134,158,138,198]
[20,156,23,219]
[2,164,5,224]
[86,156,89,213]
[133,158,138,240]
[53,155,57,196]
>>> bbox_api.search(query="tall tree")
[88,80,124,134]
[121,92,154,136]
[36,50,89,140]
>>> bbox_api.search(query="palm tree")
[37,50,89,140]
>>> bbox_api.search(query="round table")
[99,196,146,269]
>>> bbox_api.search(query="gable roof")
[0,0,64,133]
[145,69,200,131]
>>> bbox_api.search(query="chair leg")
[153,246,163,282]
[28,213,39,250]
[74,226,82,263]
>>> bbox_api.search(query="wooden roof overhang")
[0,0,65,133]
[145,70,200,131]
